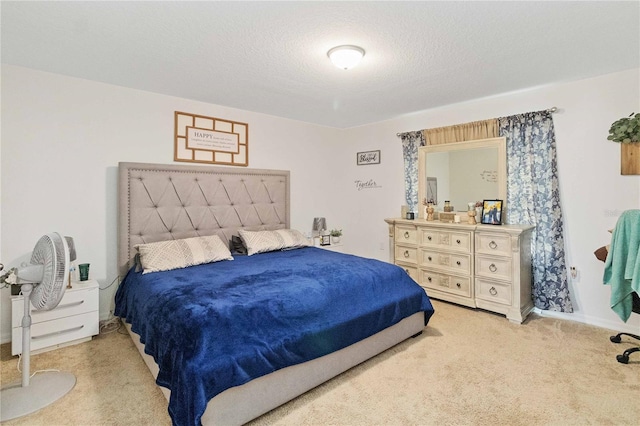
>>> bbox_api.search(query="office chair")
[602,209,640,364]
[609,291,640,364]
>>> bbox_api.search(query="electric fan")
[0,232,76,421]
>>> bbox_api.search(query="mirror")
[418,137,507,215]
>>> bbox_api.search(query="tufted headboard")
[118,162,290,278]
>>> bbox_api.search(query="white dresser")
[11,279,100,355]
[385,218,534,323]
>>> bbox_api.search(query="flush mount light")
[327,45,365,70]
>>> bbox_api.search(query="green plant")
[608,112,640,143]
[330,229,342,237]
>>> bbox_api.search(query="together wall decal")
[354,179,382,191]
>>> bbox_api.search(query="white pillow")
[238,229,310,256]
[135,235,233,274]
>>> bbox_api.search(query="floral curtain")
[398,131,426,212]
[499,110,573,312]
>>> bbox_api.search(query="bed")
[115,162,435,425]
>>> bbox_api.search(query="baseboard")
[533,308,640,334]
[1,331,11,345]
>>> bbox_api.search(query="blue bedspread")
[115,247,434,426]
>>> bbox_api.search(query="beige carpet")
[1,300,639,425]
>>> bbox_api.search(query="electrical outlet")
[570,267,579,282]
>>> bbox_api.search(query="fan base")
[0,371,76,421]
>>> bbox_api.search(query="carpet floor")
[1,299,638,425]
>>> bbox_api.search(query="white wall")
[0,65,342,342]
[335,68,640,333]
[2,65,639,342]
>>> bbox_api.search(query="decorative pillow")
[230,235,247,255]
[238,229,310,256]
[135,235,233,274]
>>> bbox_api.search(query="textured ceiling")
[2,1,639,128]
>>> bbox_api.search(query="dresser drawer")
[395,225,418,245]
[397,263,419,282]
[12,311,99,355]
[420,229,471,253]
[395,246,418,264]
[12,286,99,325]
[420,249,471,275]
[420,269,471,297]
[476,255,512,281]
[476,278,512,305]
[476,233,511,257]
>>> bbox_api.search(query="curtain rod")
[395,106,558,137]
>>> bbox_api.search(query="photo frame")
[481,199,503,225]
[320,235,331,246]
[356,150,381,165]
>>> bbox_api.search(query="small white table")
[318,242,345,253]
[11,279,100,355]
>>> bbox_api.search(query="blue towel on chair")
[603,210,640,322]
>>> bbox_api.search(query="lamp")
[64,236,76,289]
[312,217,327,237]
[327,45,365,70]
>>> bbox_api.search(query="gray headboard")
[118,162,290,277]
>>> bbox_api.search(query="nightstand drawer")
[395,246,418,264]
[476,256,512,281]
[476,278,512,305]
[12,286,98,325]
[12,311,99,355]
[11,280,100,355]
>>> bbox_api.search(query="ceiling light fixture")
[327,45,365,70]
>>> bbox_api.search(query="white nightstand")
[319,242,345,253]
[11,279,100,355]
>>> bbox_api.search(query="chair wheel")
[617,354,629,364]
[610,335,622,343]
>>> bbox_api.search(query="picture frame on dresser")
[320,235,331,245]
[481,199,503,225]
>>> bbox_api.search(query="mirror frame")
[418,137,507,214]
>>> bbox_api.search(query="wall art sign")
[354,179,382,191]
[356,150,381,165]
[175,111,249,166]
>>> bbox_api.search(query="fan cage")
[30,233,68,310]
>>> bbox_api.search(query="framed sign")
[320,235,331,246]
[174,111,249,166]
[481,199,503,225]
[357,150,381,165]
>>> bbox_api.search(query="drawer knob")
[489,286,498,296]
[404,231,410,239]
[456,261,461,266]
[427,277,432,282]
[404,268,410,274]
[427,256,432,262]
[489,263,497,273]
[456,282,461,288]
[404,250,410,258]
[489,241,498,249]
[456,239,461,244]
[427,236,432,241]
